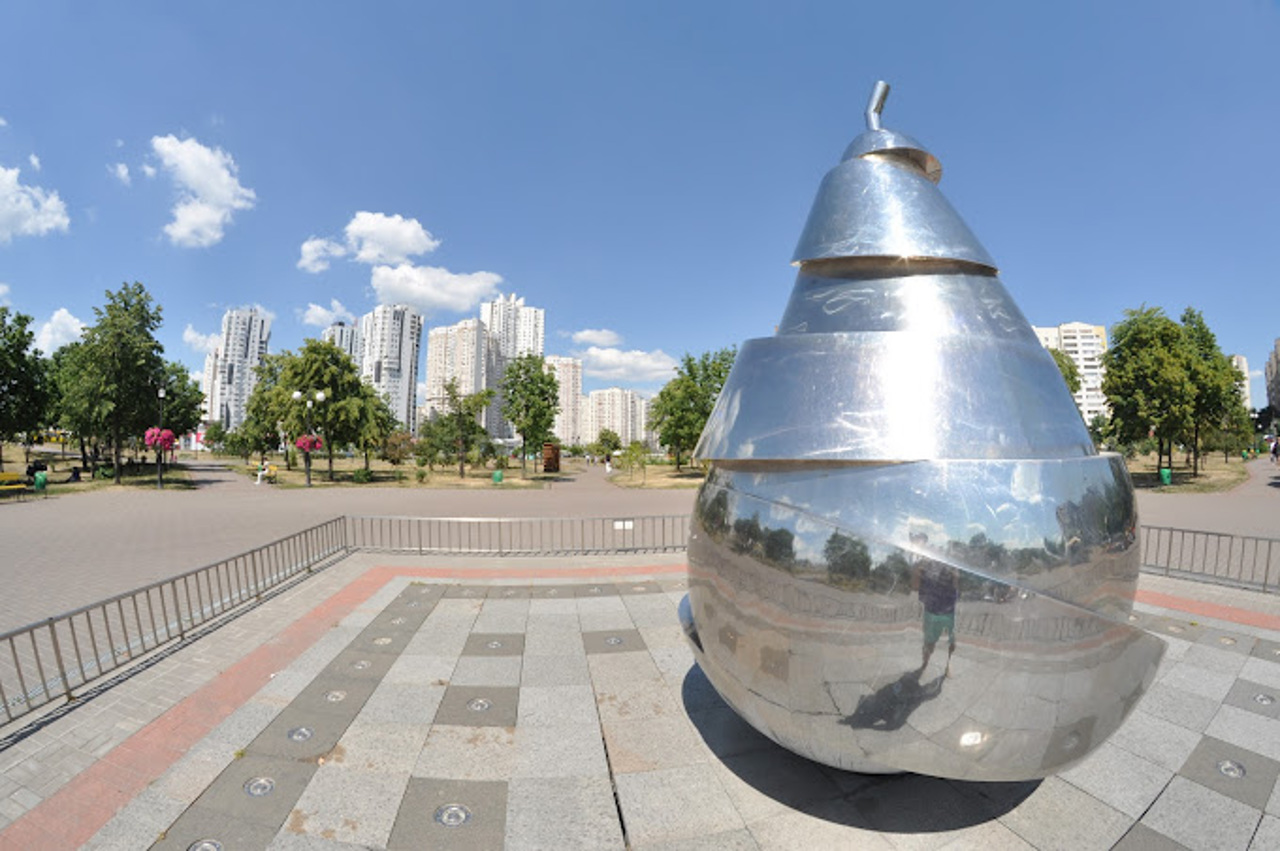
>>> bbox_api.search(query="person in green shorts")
[910,531,959,677]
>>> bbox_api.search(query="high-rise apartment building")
[209,307,271,430]
[1229,355,1251,411]
[581,387,650,448]
[480,294,545,440]
[322,321,362,370]
[359,304,423,434]
[1032,322,1108,423]
[423,319,489,422]
[544,355,583,446]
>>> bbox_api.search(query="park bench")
[0,471,27,501]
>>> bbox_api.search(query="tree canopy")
[1102,305,1248,474]
[648,347,736,470]
[499,353,559,475]
[1048,348,1082,396]
[0,308,48,471]
[434,378,494,478]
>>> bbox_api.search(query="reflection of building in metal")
[1228,354,1250,411]
[680,81,1164,782]
[359,304,423,435]
[208,307,271,430]
[545,355,583,446]
[581,387,650,448]
[1033,322,1108,422]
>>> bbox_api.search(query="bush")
[415,468,426,483]
[352,468,373,484]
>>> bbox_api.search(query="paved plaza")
[1,459,1279,849]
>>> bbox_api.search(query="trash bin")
[1159,468,1171,486]
[33,470,47,494]
[492,470,503,484]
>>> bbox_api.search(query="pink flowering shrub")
[295,435,323,452]
[144,427,177,450]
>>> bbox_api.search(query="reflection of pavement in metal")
[1,560,1279,849]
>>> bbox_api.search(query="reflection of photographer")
[909,531,958,677]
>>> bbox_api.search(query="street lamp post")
[292,390,326,487]
[157,387,166,489]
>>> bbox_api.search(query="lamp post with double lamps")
[156,387,166,489]
[292,390,326,487]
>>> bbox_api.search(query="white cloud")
[182,324,220,353]
[1250,369,1263,379]
[249,303,276,322]
[114,138,124,148]
[0,117,7,128]
[345,211,439,265]
[300,298,355,327]
[35,308,84,353]
[0,166,70,243]
[371,264,502,315]
[151,134,256,247]
[110,162,130,185]
[141,163,157,179]
[579,346,679,383]
[190,369,204,385]
[416,380,428,403]
[0,282,9,306]
[297,237,347,273]
[28,154,40,171]
[572,328,623,347]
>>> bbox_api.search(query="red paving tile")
[1135,588,1280,632]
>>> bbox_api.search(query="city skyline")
[2,3,1278,406]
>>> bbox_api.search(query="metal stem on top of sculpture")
[679,81,1164,782]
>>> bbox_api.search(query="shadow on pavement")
[680,665,1039,834]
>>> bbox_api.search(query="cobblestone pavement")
[1,552,1278,850]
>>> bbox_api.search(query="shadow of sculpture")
[681,665,1040,834]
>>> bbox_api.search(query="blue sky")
[2,1,1278,403]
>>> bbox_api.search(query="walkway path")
[0,461,694,633]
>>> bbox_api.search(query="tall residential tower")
[359,304,423,434]
[209,307,271,430]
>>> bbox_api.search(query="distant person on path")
[910,530,959,677]
[255,461,268,485]
[1271,439,1278,464]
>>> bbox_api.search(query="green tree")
[1048,348,1082,396]
[78,283,166,483]
[160,360,204,440]
[0,308,49,471]
[597,428,622,457]
[437,378,494,478]
[203,421,229,454]
[824,532,872,584]
[499,354,559,476]
[622,440,648,481]
[1179,308,1244,476]
[648,347,736,470]
[49,341,100,469]
[246,340,368,480]
[382,429,415,466]
[356,387,396,470]
[1102,307,1193,473]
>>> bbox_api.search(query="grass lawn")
[610,463,707,489]
[1123,450,1251,493]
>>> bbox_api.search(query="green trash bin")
[1158,467,1171,486]
[33,470,47,496]
[492,469,503,484]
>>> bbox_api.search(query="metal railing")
[0,517,347,727]
[345,514,691,556]
[1139,525,1280,592]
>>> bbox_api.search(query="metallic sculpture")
[679,81,1164,781]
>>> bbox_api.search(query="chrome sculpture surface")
[679,82,1165,781]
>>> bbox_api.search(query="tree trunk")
[327,445,334,482]
[113,428,123,485]
[1192,424,1201,476]
[521,439,527,477]
[79,435,88,469]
